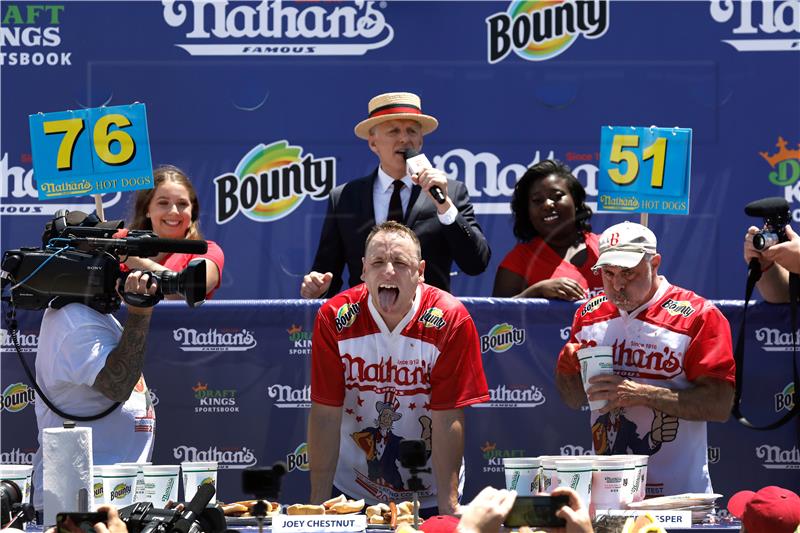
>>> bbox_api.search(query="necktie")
[387,180,404,223]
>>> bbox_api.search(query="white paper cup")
[117,462,151,503]
[181,461,217,503]
[99,465,138,506]
[539,456,559,494]
[502,457,541,496]
[591,457,636,510]
[578,346,615,411]
[628,455,649,502]
[555,459,594,506]
[143,465,180,508]
[0,464,33,504]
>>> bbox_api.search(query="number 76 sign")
[29,103,154,200]
[597,126,692,215]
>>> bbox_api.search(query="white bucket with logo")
[99,465,138,507]
[181,461,217,503]
[502,457,541,496]
[591,456,637,510]
[555,459,594,506]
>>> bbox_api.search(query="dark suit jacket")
[311,169,491,295]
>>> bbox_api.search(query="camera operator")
[743,224,800,304]
[31,271,159,511]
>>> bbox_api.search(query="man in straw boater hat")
[301,91,490,299]
[554,221,736,498]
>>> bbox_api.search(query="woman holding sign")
[493,159,602,300]
[122,164,224,299]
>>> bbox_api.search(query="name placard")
[596,509,693,528]
[273,514,367,533]
[29,103,154,200]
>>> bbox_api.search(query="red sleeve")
[683,305,736,385]
[310,307,345,406]
[556,309,583,375]
[429,315,489,410]
[498,243,530,279]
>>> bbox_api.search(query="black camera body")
[1,210,208,312]
[0,479,35,529]
[745,197,792,251]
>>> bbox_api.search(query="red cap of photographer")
[727,486,800,533]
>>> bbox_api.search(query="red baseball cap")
[728,486,800,533]
[418,515,459,533]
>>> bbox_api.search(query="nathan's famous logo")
[761,137,800,187]
[1,383,35,413]
[775,382,796,413]
[342,355,430,390]
[486,0,609,64]
[39,180,93,198]
[109,483,132,502]
[335,303,361,332]
[0,3,72,66]
[661,299,696,318]
[192,382,239,413]
[755,327,800,352]
[418,307,446,329]
[707,446,721,465]
[0,448,35,464]
[581,295,607,317]
[173,327,257,352]
[268,384,310,409]
[162,0,394,57]
[599,195,640,211]
[287,442,310,472]
[610,338,682,379]
[480,323,526,353]
[215,141,335,224]
[472,384,545,408]
[480,441,526,473]
[0,328,38,352]
[755,444,800,470]
[560,327,572,340]
[560,445,592,456]
[0,154,122,216]
[287,324,312,356]
[709,1,800,52]
[173,445,257,469]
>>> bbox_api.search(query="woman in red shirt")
[492,159,601,300]
[122,165,225,299]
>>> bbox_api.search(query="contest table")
[1,299,798,510]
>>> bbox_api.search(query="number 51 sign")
[29,103,154,200]
[597,126,692,215]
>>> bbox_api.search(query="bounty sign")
[29,103,154,200]
[597,126,692,215]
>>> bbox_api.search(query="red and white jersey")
[312,283,489,507]
[557,279,735,497]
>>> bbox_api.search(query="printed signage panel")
[28,103,153,200]
[597,126,692,215]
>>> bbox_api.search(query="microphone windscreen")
[404,148,420,160]
[744,197,788,216]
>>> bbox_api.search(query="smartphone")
[56,511,108,533]
[503,495,570,528]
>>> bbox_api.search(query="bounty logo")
[268,384,311,409]
[287,324,312,356]
[480,441,526,473]
[192,382,239,413]
[755,444,800,470]
[472,384,545,408]
[755,327,800,351]
[1,154,122,216]
[710,1,800,52]
[215,141,335,224]
[486,0,610,64]
[335,303,361,332]
[287,442,310,472]
[162,0,394,57]
[775,382,796,413]
[480,323,526,353]
[418,307,446,329]
[1,383,35,413]
[110,483,132,502]
[661,299,696,318]
[761,137,800,188]
[0,3,73,66]
[173,327,257,352]
[173,445,258,470]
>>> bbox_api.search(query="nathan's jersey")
[557,280,735,497]
[312,283,489,507]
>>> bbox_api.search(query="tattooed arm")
[92,271,156,402]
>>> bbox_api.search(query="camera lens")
[753,231,778,251]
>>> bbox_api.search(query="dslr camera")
[1,210,208,313]
[745,197,792,251]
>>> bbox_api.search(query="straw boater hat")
[354,92,439,140]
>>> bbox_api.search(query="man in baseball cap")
[728,486,800,533]
[555,221,736,497]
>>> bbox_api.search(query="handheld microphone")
[404,149,446,205]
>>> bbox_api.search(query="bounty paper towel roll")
[43,426,93,527]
